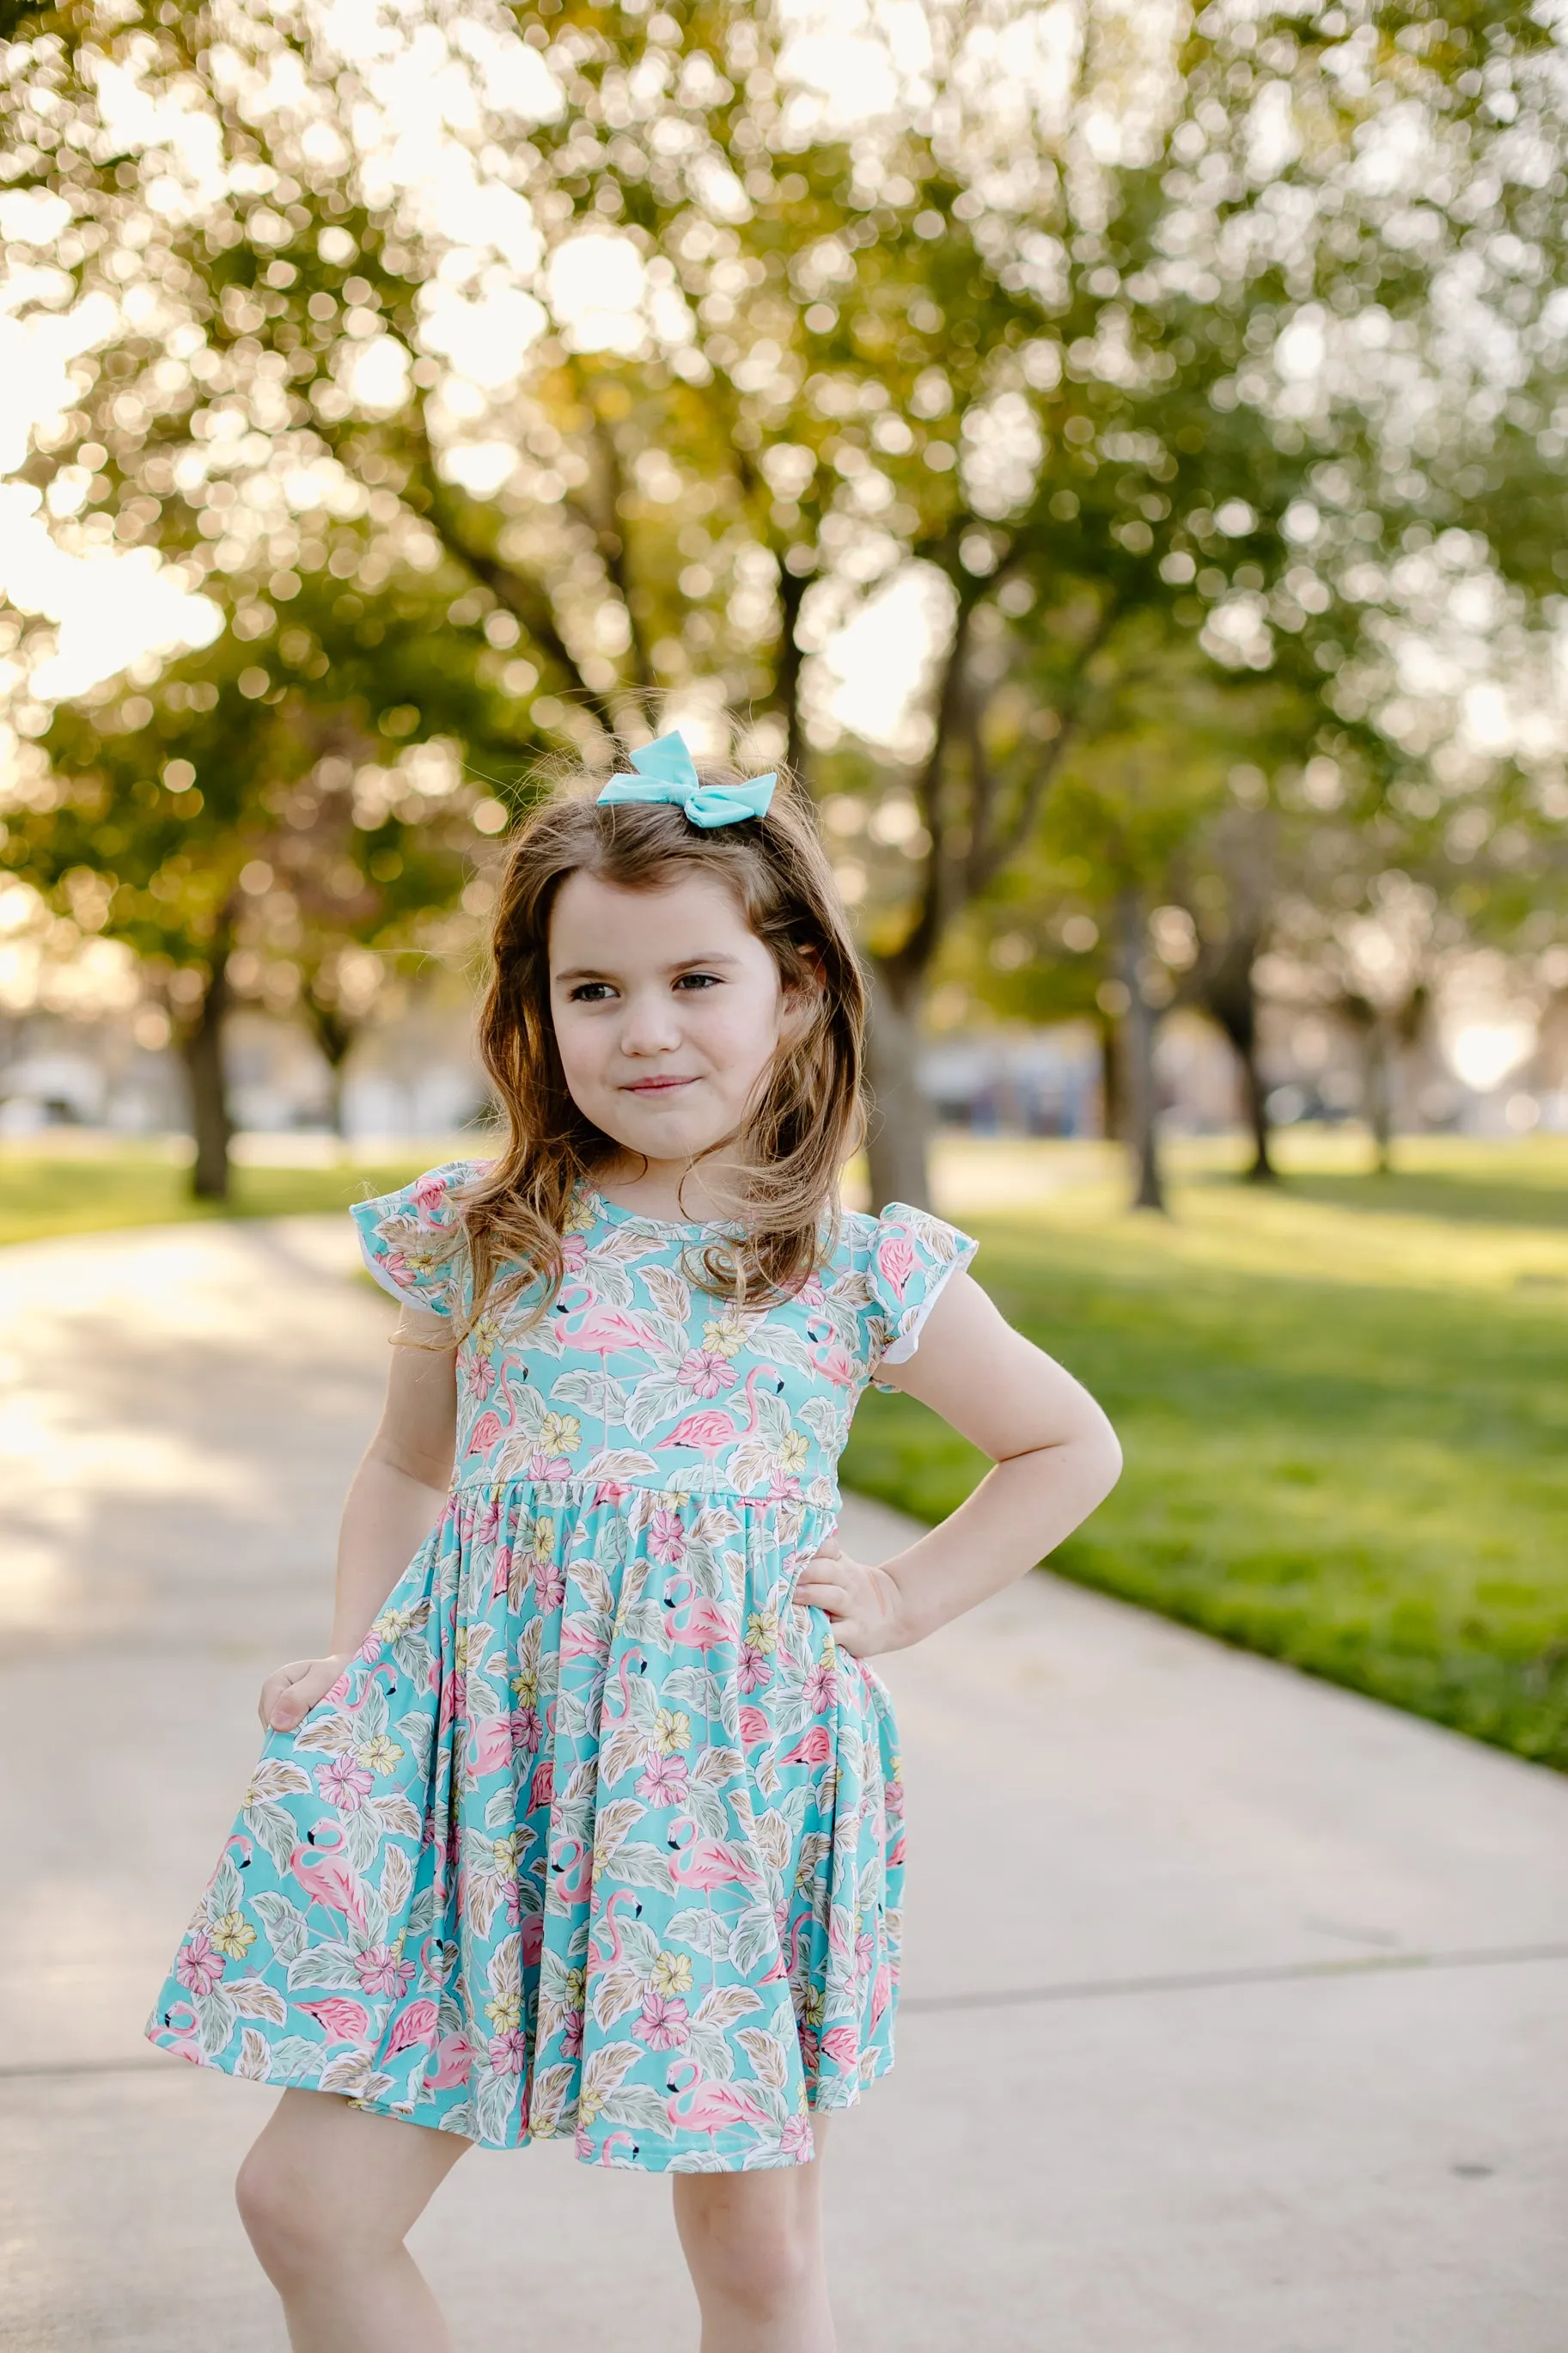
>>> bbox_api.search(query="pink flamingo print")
[759,1910,815,1988]
[595,2130,642,2166]
[286,1823,370,1935]
[875,1232,917,1301]
[605,1647,650,1726]
[426,2031,475,2089]
[321,1659,399,1714]
[661,1576,740,1653]
[297,1995,370,2044]
[560,1610,611,1662]
[820,2024,861,2069]
[589,1887,644,1974]
[155,2001,208,2062]
[665,2058,773,2141]
[553,1288,667,1369]
[665,1819,760,1892]
[382,1997,440,2058]
[547,1834,593,1902]
[776,1725,833,1771]
[656,1364,785,1476]
[738,1702,771,1749]
[466,1713,519,1775]
[803,1323,857,1389]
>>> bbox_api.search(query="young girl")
[146,728,1120,2352]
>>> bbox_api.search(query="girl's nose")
[619,990,684,1053]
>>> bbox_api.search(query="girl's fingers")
[264,1655,342,1733]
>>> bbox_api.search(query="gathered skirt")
[144,1480,904,2172]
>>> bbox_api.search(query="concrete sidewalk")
[1,1218,1564,2351]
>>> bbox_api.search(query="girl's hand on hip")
[259,1653,347,1734]
[792,1537,912,1658]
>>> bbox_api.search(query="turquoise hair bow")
[595,730,776,828]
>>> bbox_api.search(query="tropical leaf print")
[149,1177,972,2169]
[551,1371,630,1421]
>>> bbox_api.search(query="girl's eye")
[567,982,615,1002]
[674,973,720,991]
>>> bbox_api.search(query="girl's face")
[546,866,796,1175]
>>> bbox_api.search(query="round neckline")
[577,1181,739,1238]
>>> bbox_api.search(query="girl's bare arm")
[793,1271,1122,1655]
[260,1305,458,1731]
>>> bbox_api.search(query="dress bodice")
[352,1164,977,1508]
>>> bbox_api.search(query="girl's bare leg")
[235,2088,470,2353]
[672,2114,834,2353]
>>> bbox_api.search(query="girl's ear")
[781,942,827,1036]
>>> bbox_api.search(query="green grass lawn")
[842,1134,1568,1774]
[0,1139,427,1245]
[5,1129,1565,1769]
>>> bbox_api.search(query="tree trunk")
[863,958,932,1212]
[1239,1049,1276,1183]
[308,1003,356,1141]
[181,938,233,1201]
[1097,1009,1120,1143]
[1202,946,1275,1183]
[1115,888,1165,1213]
[1364,1016,1395,1176]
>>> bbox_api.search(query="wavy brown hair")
[447,751,867,1332]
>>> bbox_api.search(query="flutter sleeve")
[350,1161,475,1317]
[862,1201,979,1393]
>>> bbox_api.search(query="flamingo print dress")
[144,1164,977,2173]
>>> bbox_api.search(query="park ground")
[1,1203,1565,2349]
[4,1125,1565,1772]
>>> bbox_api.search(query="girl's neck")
[589,1155,742,1226]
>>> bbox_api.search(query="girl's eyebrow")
[552,950,744,983]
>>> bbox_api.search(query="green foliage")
[23,566,516,1007]
[841,1136,1568,1770]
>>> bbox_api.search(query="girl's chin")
[594,1111,737,1160]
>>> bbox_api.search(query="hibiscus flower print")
[524,1451,575,1482]
[736,1643,772,1695]
[485,1989,522,2036]
[804,1661,839,1714]
[648,1507,686,1565]
[634,1990,689,2050]
[315,1757,374,1812]
[490,2028,528,2075]
[675,1348,736,1398]
[175,1932,224,1997]
[355,1945,415,1997]
[654,1708,691,1757]
[776,1430,809,1479]
[208,1910,255,1962]
[650,1951,694,1998]
[701,1309,750,1359]
[533,1558,567,1612]
[636,1753,690,1805]
[144,1170,972,2169]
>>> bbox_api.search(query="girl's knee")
[235,2137,373,2282]
[681,2184,821,2317]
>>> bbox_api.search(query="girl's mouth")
[623,1076,696,1094]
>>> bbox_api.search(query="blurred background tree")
[1,0,1565,1202]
